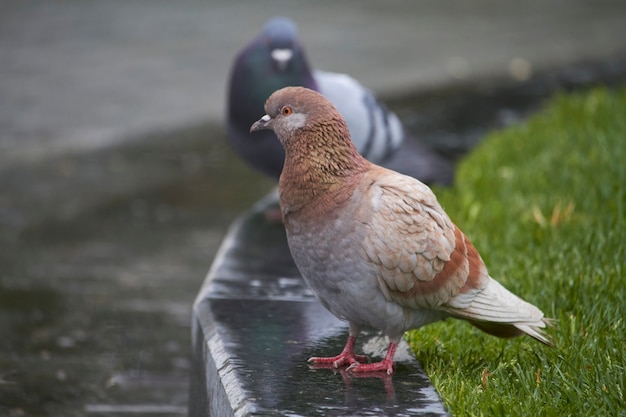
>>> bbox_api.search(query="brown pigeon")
[250,86,552,375]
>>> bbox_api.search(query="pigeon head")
[250,87,368,185]
[250,87,347,146]
[251,87,369,216]
[230,17,316,99]
[261,17,300,72]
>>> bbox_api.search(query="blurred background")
[1,0,625,415]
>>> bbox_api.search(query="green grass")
[405,87,626,416]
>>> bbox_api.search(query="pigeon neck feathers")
[264,87,370,216]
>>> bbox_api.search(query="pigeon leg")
[307,335,370,368]
[347,342,397,375]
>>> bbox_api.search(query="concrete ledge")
[190,195,448,416]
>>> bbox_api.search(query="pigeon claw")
[307,352,370,369]
[347,358,396,375]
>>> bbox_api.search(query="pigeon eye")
[281,106,292,116]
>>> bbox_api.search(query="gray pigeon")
[227,17,453,185]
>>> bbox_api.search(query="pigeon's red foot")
[347,358,395,375]
[307,352,370,368]
[348,341,398,375]
[307,335,369,368]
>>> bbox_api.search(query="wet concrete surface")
[193,299,446,417]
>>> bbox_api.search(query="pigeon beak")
[271,48,293,71]
[250,114,273,132]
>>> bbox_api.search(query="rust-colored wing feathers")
[361,168,552,345]
[362,169,483,309]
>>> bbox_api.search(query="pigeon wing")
[361,168,489,310]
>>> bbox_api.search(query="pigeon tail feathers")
[446,277,553,346]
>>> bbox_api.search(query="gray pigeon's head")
[227,18,318,178]
[262,18,300,71]
[240,17,314,80]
